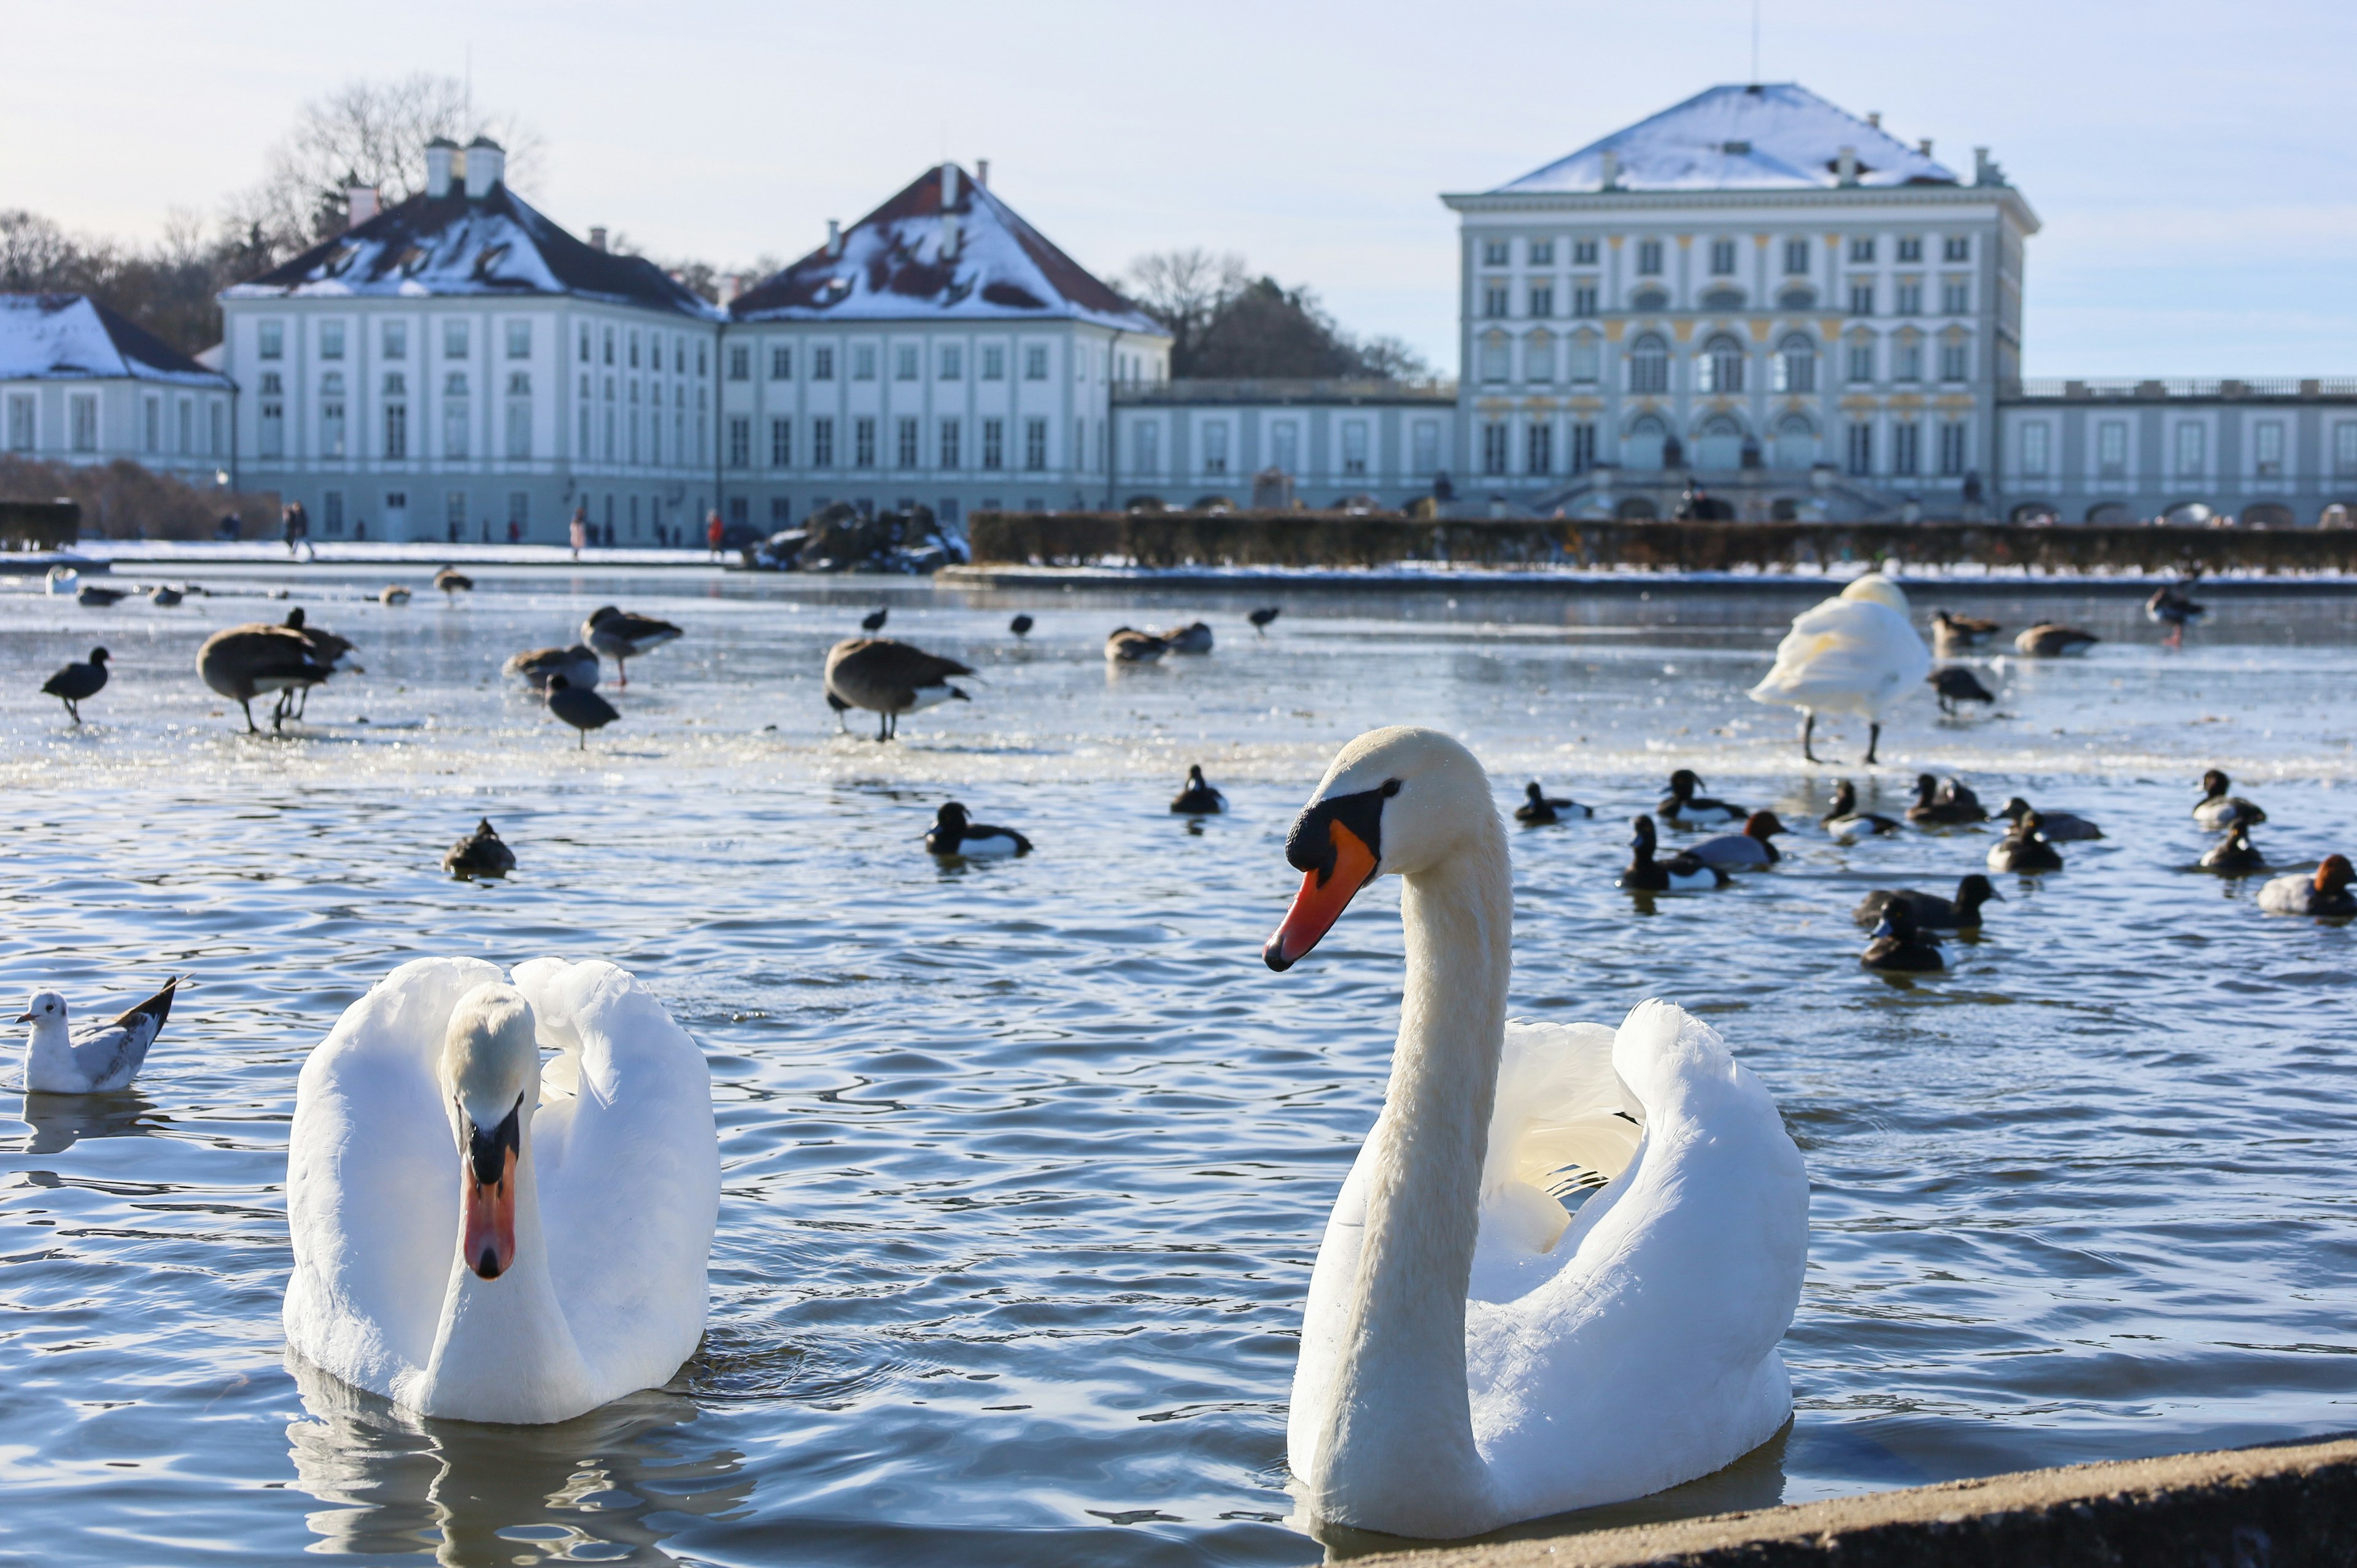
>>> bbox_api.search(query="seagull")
[824,638,975,741]
[581,606,682,687]
[546,674,619,749]
[78,583,128,608]
[861,607,889,633]
[1171,765,1226,815]
[42,647,109,723]
[1248,606,1281,635]
[1927,665,1995,717]
[380,585,412,606]
[197,624,330,733]
[433,566,474,602]
[1009,614,1034,639]
[283,608,362,718]
[442,818,517,878]
[18,976,184,1094]
[503,644,599,692]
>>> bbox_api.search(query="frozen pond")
[3,567,2356,1565]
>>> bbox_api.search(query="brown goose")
[433,566,474,602]
[1158,621,1214,654]
[1930,610,2001,655]
[2014,623,2099,657]
[546,674,619,749]
[1106,627,1169,664]
[581,606,681,687]
[283,609,362,718]
[503,644,599,692]
[824,638,976,741]
[197,625,330,733]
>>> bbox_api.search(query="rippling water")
[4,568,2356,1566]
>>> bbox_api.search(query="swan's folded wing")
[1473,1021,1641,1278]
[516,959,719,1394]
[285,957,504,1396]
[1749,600,1930,714]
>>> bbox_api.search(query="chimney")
[1599,149,1620,190]
[346,182,379,229]
[1836,145,1858,187]
[942,162,961,208]
[589,226,608,252]
[717,274,742,307]
[1973,145,1997,186]
[975,158,989,189]
[826,218,843,258]
[464,136,505,199]
[1917,137,1933,158]
[424,137,458,198]
[1866,111,1881,129]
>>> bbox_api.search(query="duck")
[1514,781,1590,826]
[925,801,1031,857]
[1997,797,2102,841]
[1171,765,1226,815]
[2199,824,2266,876]
[861,607,889,633]
[1905,773,1987,826]
[1927,665,1995,717]
[1821,779,1901,836]
[148,584,184,607]
[1009,614,1034,639]
[1987,811,2065,873]
[1619,813,1732,890]
[2146,584,2207,646]
[433,566,474,602]
[17,976,183,1095]
[1658,769,1746,827]
[581,606,682,688]
[443,819,517,879]
[1260,727,1805,1537]
[283,608,362,719]
[545,674,619,749]
[2258,856,2357,917]
[1861,901,1945,973]
[283,959,719,1424]
[197,624,331,733]
[1854,875,2001,931]
[2193,770,2266,832]
[1930,610,2002,655]
[1747,573,1932,764]
[380,585,412,606]
[824,637,976,741]
[1105,627,1169,663]
[1690,811,1788,870]
[1159,620,1215,654]
[1248,606,1281,635]
[41,646,109,724]
[504,644,600,692]
[78,583,128,608]
[2014,623,2099,657]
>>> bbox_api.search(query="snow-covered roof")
[0,294,232,387]
[1492,83,1960,195]
[224,186,719,319]
[731,164,1164,336]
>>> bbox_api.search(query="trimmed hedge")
[967,511,2357,576]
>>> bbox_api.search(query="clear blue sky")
[7,0,2350,377]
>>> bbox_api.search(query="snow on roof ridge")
[0,292,231,387]
[1492,82,1962,195]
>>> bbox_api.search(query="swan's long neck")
[419,1105,595,1422]
[1309,814,1512,1531]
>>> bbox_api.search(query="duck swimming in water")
[1997,797,2102,841]
[925,802,1032,858]
[1514,781,1589,826]
[1171,765,1226,815]
[1689,811,1787,870]
[1855,875,2001,932]
[1987,811,2065,873]
[2199,824,2266,876]
[2193,770,2266,832]
[1905,773,1987,826]
[1618,814,1731,891]
[442,819,517,879]
[1658,770,1746,827]
[2258,855,2356,916]
[1861,901,1944,973]
[1821,779,1901,836]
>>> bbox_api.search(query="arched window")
[1525,330,1556,385]
[1773,412,1817,470]
[1776,284,1818,310]
[1700,285,1745,311]
[1698,334,1746,394]
[1625,413,1668,469]
[1567,331,1601,384]
[1630,285,1669,311]
[1773,334,1817,393]
[1479,330,1511,384]
[1628,333,1669,394]
[1695,414,1746,469]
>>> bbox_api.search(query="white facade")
[1442,84,2038,520]
[220,138,722,544]
[1109,380,1459,510]
[0,294,234,484]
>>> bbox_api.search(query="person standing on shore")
[706,510,724,559]
[570,505,589,561]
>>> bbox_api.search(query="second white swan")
[1263,727,1807,1539]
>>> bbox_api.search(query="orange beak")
[1264,821,1379,971]
[462,1144,518,1280]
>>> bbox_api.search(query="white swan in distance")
[284,957,718,1425]
[1263,727,1808,1539]
[1749,574,1932,764]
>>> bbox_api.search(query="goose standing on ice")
[1248,606,1282,635]
[198,624,331,733]
[1930,609,2001,655]
[283,608,362,718]
[42,647,109,723]
[1261,728,1805,1537]
[1009,614,1034,639]
[2146,583,2207,646]
[824,638,975,741]
[861,607,889,633]
[544,675,619,749]
[433,566,474,603]
[284,959,719,1424]
[1927,666,1995,717]
[1748,573,1931,763]
[582,606,681,688]
[18,977,183,1094]
[504,644,600,692]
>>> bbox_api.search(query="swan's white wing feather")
[1748,598,1931,719]
[285,957,505,1402]
[513,959,719,1396]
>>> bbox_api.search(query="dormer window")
[472,244,510,280]
[817,276,851,306]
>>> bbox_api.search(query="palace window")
[1024,345,1049,380]
[1024,417,1048,470]
[446,320,470,360]
[1479,333,1511,383]
[1525,331,1555,384]
[940,418,962,469]
[813,346,835,380]
[1571,283,1598,317]
[1527,239,1554,266]
[1525,422,1552,475]
[1482,281,1509,319]
[770,417,792,467]
[2334,422,2357,476]
[854,344,877,380]
[727,415,750,468]
[1846,421,1873,476]
[1528,284,1553,318]
[1571,239,1598,265]
[1940,342,1969,381]
[2020,422,2051,476]
[1199,420,1226,474]
[772,344,793,380]
[2255,420,2285,478]
[1568,334,1600,384]
[981,345,1006,380]
[258,321,284,360]
[2175,422,2206,477]
[1893,420,1920,476]
[1481,420,1508,475]
[1783,239,1810,276]
[982,417,1005,470]
[812,417,835,466]
[1942,279,1972,314]
[1482,240,1509,266]
[1938,422,1967,476]
[1411,419,1439,474]
[1895,280,1923,315]
[897,415,919,468]
[1849,281,1876,316]
[1849,237,1876,263]
[1570,422,1596,474]
[896,345,919,381]
[1130,420,1157,473]
[385,322,408,360]
[1628,333,1669,394]
[1774,334,1816,393]
[1897,237,1923,263]
[939,344,962,380]
[728,345,750,380]
[1944,236,1970,262]
[1709,238,1737,276]
[1341,419,1368,476]
[1698,334,1746,393]
[1894,342,1923,382]
[506,320,530,359]
[1635,239,1664,276]
[854,415,877,467]
[1846,341,1875,383]
[321,322,346,360]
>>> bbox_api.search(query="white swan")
[1264,727,1807,1540]
[284,957,719,1425]
[1748,574,1932,764]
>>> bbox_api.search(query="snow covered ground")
[37,540,725,569]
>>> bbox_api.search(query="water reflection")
[6,1089,161,1155]
[286,1352,752,1565]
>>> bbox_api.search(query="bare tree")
[225,73,545,250]
[1353,334,1433,382]
[1123,248,1245,372]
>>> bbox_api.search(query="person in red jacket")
[705,509,724,559]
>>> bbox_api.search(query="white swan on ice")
[1748,574,1932,763]
[284,957,719,1425]
[1263,727,1808,1539]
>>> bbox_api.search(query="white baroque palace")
[0,294,234,483]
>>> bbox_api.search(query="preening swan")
[284,957,719,1425]
[1748,574,1931,763]
[1263,727,1808,1539]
